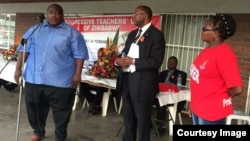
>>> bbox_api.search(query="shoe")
[88,106,93,113]
[92,106,101,115]
[30,135,41,141]
[88,103,95,113]
[3,83,18,92]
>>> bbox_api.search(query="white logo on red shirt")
[223,97,232,107]
[200,60,208,69]
[190,64,199,84]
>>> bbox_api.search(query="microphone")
[21,38,27,46]
[35,14,45,23]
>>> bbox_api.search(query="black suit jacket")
[117,25,165,101]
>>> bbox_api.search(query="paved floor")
[0,87,192,141]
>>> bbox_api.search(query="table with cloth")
[157,87,191,136]
[74,75,117,117]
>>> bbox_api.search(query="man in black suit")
[115,5,165,141]
[155,56,187,135]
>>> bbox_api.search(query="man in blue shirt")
[14,3,89,141]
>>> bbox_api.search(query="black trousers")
[122,92,154,141]
[25,82,75,141]
[79,82,96,104]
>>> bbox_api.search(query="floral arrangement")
[1,45,18,61]
[1,34,21,61]
[88,28,119,78]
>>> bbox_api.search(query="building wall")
[15,13,42,39]
[227,14,250,111]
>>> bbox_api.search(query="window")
[0,14,16,49]
[161,13,215,84]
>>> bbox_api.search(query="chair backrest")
[245,75,250,115]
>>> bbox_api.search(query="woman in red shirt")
[190,14,243,125]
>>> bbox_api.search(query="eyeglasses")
[202,27,216,32]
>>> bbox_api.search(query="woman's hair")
[210,14,236,41]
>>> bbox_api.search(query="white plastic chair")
[82,90,118,117]
[118,97,122,114]
[226,111,250,125]
[226,76,250,125]
[82,98,89,109]
[178,111,183,125]
[178,101,192,124]
[101,89,118,117]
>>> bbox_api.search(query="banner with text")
[65,15,162,64]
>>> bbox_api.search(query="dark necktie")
[134,28,142,43]
[165,70,174,83]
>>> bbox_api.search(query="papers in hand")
[127,43,139,58]
[126,43,139,73]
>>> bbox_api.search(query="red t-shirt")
[190,42,242,121]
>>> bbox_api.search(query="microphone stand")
[14,15,45,141]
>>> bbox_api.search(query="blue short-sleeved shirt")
[17,20,89,88]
